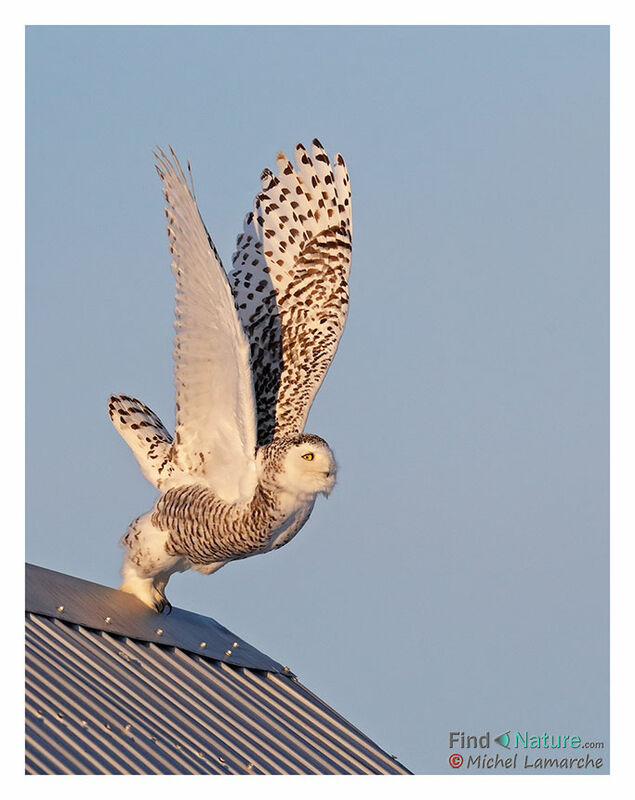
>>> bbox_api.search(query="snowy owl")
[109,139,352,612]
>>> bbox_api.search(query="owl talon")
[152,588,172,615]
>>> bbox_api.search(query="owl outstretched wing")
[154,149,258,503]
[229,139,352,445]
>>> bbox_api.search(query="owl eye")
[302,452,314,461]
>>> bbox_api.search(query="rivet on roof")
[199,641,206,649]
[232,642,239,648]
[57,605,64,613]
[104,616,112,624]
[224,649,232,657]
[156,628,164,636]
[283,666,291,673]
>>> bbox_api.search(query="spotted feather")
[230,139,352,445]
[108,394,174,488]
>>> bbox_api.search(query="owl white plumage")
[109,140,352,612]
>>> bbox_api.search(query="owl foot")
[120,569,172,614]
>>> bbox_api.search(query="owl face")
[283,438,337,497]
[257,434,337,497]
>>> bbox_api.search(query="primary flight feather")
[109,140,352,611]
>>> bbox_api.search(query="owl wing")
[108,394,174,488]
[229,139,352,445]
[155,149,258,503]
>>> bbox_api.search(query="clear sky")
[26,25,608,774]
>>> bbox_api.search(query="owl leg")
[119,511,186,613]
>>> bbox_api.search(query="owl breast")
[266,496,316,551]
[154,482,316,566]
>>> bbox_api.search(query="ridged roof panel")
[25,566,411,775]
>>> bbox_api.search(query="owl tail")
[108,394,173,488]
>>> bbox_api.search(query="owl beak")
[321,471,336,498]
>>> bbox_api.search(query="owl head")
[258,433,337,497]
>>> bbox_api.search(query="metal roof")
[25,564,411,775]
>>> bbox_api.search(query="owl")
[109,140,352,611]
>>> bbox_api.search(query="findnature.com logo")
[447,730,605,771]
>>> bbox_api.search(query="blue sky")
[26,26,608,774]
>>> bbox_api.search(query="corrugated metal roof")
[25,564,411,775]
[27,564,283,672]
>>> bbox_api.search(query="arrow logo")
[494,731,510,749]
